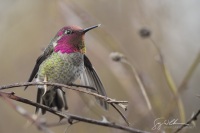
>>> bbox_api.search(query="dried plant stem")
[150,38,185,122]
[121,59,152,111]
[178,51,200,92]
[168,51,200,123]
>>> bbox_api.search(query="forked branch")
[0,91,149,133]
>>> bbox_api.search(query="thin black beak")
[83,24,101,33]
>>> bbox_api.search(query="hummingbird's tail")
[36,87,68,115]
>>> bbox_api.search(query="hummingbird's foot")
[42,74,48,97]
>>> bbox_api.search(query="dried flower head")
[139,28,151,38]
[110,52,125,62]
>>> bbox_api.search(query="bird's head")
[53,24,101,54]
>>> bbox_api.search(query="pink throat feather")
[54,43,78,54]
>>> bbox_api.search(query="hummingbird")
[25,24,108,114]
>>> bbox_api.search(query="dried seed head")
[139,28,151,38]
[110,52,125,62]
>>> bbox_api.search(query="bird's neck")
[54,43,79,54]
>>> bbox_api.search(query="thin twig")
[45,120,70,127]
[0,82,129,125]
[0,92,53,133]
[0,81,128,106]
[70,83,96,91]
[0,91,149,133]
[174,110,200,133]
[111,103,130,126]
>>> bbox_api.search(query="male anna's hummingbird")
[25,24,108,114]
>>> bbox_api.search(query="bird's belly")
[37,52,84,84]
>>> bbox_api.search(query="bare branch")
[0,82,128,106]
[174,110,199,133]
[0,91,150,133]
[0,92,53,133]
[111,103,130,126]
[0,82,129,125]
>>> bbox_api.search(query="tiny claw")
[42,75,48,97]
[41,85,47,97]
[68,118,73,124]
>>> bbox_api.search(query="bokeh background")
[0,0,200,133]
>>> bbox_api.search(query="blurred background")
[0,0,200,133]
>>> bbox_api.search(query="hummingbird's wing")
[24,43,54,90]
[81,55,108,110]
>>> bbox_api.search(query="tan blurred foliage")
[0,0,200,133]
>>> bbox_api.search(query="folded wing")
[24,42,54,90]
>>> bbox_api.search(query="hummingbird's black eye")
[64,30,73,35]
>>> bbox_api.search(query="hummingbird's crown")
[57,25,83,37]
